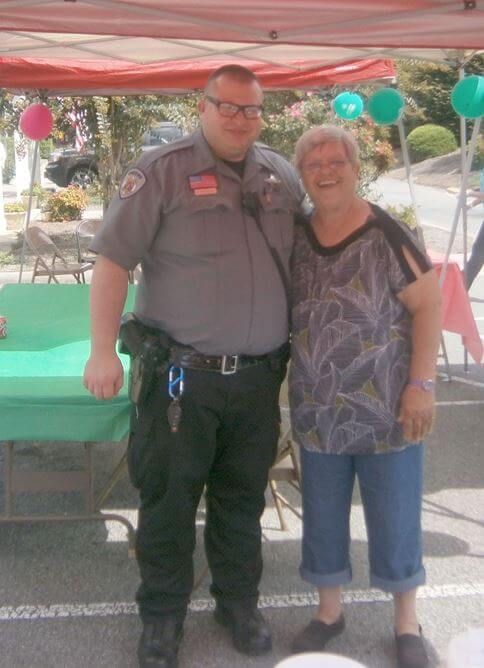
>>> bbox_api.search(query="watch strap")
[407,379,436,392]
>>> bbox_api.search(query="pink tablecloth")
[428,250,483,364]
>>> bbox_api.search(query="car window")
[142,124,182,147]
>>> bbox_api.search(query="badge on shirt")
[188,173,218,196]
[263,173,282,204]
[119,168,146,199]
[264,173,282,188]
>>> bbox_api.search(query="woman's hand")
[397,385,435,443]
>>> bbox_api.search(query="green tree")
[47,96,165,207]
[396,53,484,138]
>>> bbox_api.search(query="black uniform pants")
[127,360,284,621]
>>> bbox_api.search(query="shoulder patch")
[119,169,146,199]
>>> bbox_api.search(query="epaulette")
[254,140,280,154]
[135,133,196,170]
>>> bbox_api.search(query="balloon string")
[397,118,425,247]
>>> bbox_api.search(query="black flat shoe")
[214,602,272,656]
[137,617,184,668]
[291,615,345,654]
[395,626,429,668]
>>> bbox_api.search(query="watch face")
[422,380,435,391]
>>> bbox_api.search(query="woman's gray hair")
[294,125,359,172]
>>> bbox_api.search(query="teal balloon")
[367,88,405,125]
[451,75,484,118]
[333,91,364,120]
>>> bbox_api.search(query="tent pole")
[458,66,469,372]
[18,140,40,284]
[439,117,481,288]
[397,118,425,247]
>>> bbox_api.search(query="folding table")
[0,283,136,553]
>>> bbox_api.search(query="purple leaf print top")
[289,203,432,455]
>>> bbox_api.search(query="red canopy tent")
[0,0,482,60]
[0,0,482,94]
[0,57,395,95]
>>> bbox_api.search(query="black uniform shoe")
[291,615,345,654]
[137,617,183,668]
[214,602,272,656]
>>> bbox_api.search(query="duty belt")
[168,349,272,375]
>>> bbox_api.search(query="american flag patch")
[188,174,218,192]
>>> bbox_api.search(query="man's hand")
[83,351,124,400]
[397,385,435,443]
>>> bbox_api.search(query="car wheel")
[67,166,97,189]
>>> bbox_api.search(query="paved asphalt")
[0,177,483,668]
[0,371,483,668]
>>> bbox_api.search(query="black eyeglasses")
[205,95,263,119]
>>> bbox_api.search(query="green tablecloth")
[0,284,135,442]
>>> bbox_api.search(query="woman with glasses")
[289,126,441,668]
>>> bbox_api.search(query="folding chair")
[75,218,102,264]
[268,406,301,531]
[75,218,137,283]
[24,226,94,283]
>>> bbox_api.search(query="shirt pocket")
[156,193,234,258]
[258,190,295,252]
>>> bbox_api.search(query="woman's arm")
[396,248,442,443]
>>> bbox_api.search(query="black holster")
[118,313,170,405]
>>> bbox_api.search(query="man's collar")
[190,129,270,183]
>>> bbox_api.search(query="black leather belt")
[169,349,270,375]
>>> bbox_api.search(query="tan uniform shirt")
[91,129,304,355]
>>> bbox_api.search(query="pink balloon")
[19,103,54,141]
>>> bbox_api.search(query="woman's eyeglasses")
[205,95,263,120]
[301,159,349,174]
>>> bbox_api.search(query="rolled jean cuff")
[370,566,426,594]
[299,564,352,588]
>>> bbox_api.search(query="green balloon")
[451,75,484,119]
[333,91,364,120]
[367,88,405,126]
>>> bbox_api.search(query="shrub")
[0,251,14,266]
[45,186,89,221]
[21,182,47,203]
[407,124,457,162]
[260,93,395,197]
[4,201,26,213]
[39,138,54,160]
[386,204,417,230]
[1,136,15,183]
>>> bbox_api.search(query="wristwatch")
[407,379,436,392]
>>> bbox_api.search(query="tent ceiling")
[0,0,482,67]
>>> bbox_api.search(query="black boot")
[137,616,183,668]
[214,601,272,656]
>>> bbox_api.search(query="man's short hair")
[205,65,259,93]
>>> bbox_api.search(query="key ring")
[168,366,184,399]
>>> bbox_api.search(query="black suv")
[44,122,183,188]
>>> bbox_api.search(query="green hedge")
[407,124,457,163]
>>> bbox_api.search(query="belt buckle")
[221,354,238,375]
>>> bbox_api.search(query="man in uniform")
[83,65,304,668]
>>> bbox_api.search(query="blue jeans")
[300,445,426,593]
